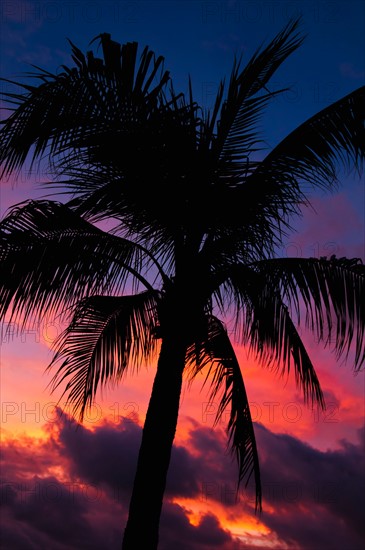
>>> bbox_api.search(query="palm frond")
[196,27,363,260]
[48,291,159,419]
[0,200,154,325]
[187,316,262,512]
[256,256,365,369]
[245,289,325,407]
[211,17,304,160]
[251,85,365,192]
[0,34,171,178]
[199,87,364,262]
[217,265,325,407]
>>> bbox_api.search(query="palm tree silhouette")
[0,18,364,549]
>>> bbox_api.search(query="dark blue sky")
[1,0,364,138]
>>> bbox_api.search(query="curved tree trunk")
[122,333,187,549]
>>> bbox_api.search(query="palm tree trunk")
[122,333,187,549]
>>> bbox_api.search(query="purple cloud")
[1,410,364,549]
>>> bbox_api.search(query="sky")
[0,1,365,549]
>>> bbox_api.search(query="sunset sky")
[1,1,364,549]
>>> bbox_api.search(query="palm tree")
[0,18,364,549]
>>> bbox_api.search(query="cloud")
[0,473,121,549]
[159,503,233,550]
[339,63,365,81]
[52,410,232,503]
[54,411,141,498]
[1,409,364,549]
[254,423,365,550]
